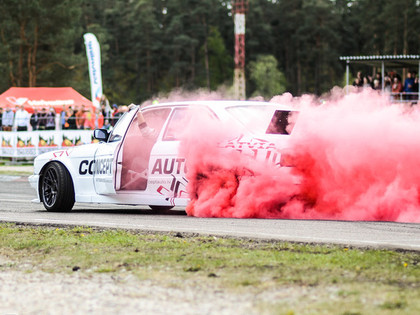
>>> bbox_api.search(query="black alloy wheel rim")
[42,167,58,207]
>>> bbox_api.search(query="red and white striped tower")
[232,0,248,100]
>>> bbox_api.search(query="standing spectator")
[67,108,77,130]
[38,108,48,130]
[75,105,86,129]
[63,107,72,129]
[14,105,30,131]
[101,103,111,122]
[103,119,111,130]
[403,71,415,100]
[372,73,382,89]
[414,75,419,99]
[362,77,371,89]
[63,108,71,129]
[30,108,40,130]
[392,76,403,100]
[2,106,14,131]
[384,73,392,93]
[84,108,95,130]
[352,71,363,87]
[45,107,56,130]
[95,108,104,129]
[111,104,120,127]
[0,107,3,131]
[60,105,67,130]
[352,77,361,89]
[100,94,111,118]
[372,79,381,91]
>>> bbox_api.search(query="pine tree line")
[0,0,418,103]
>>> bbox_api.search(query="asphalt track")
[1,175,419,251]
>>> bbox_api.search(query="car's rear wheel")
[40,162,75,212]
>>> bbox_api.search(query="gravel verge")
[0,165,34,174]
[0,270,264,315]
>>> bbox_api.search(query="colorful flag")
[84,33,103,108]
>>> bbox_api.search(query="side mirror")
[93,129,109,142]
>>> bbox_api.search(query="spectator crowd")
[0,95,126,132]
[352,70,419,100]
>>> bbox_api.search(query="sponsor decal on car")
[79,159,95,175]
[151,158,187,175]
[94,157,113,175]
[157,175,188,205]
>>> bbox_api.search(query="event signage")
[0,130,97,158]
[84,33,103,108]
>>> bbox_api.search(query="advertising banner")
[0,87,94,114]
[84,33,103,108]
[0,130,97,158]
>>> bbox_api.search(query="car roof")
[141,100,296,112]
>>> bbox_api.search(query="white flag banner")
[84,33,103,108]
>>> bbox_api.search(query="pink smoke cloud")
[288,89,420,222]
[179,89,420,222]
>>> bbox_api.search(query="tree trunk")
[190,45,195,84]
[403,8,408,55]
[203,36,210,91]
[28,23,38,87]
[0,28,16,86]
[146,48,152,93]
[201,16,210,91]
[297,59,301,95]
[18,21,26,86]
[402,6,408,79]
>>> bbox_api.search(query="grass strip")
[0,222,419,314]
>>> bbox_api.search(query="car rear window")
[226,105,297,135]
[265,110,298,135]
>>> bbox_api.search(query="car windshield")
[225,105,297,135]
[108,108,137,142]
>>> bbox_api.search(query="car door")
[147,106,217,202]
[93,108,137,194]
[114,107,171,192]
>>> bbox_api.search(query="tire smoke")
[179,89,420,222]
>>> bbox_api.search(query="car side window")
[163,107,217,141]
[142,108,172,137]
[108,109,137,142]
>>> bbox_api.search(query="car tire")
[149,205,174,212]
[40,162,75,212]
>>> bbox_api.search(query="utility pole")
[232,0,248,100]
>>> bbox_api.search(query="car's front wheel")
[40,162,75,212]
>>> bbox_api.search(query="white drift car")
[29,101,297,212]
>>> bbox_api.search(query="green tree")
[272,0,303,95]
[249,54,286,99]
[0,0,83,90]
[355,0,420,55]
[199,26,233,90]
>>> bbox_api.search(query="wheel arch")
[38,160,75,203]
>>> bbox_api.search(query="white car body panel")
[31,101,297,210]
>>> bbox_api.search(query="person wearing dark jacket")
[30,109,39,130]
[67,109,77,130]
[37,108,48,130]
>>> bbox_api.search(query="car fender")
[35,144,101,200]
